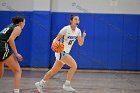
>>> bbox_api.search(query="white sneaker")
[35,82,44,93]
[14,89,20,93]
[63,84,76,92]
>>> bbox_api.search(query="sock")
[39,79,46,87]
[65,80,70,85]
[14,89,20,93]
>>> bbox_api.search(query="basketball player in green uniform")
[0,16,25,93]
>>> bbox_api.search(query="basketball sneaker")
[63,83,76,92]
[35,82,44,93]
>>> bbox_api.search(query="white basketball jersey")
[59,25,81,53]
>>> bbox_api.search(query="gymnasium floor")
[0,69,140,93]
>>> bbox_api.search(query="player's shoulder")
[60,25,69,31]
[76,27,81,32]
[4,23,19,28]
[14,26,21,31]
[62,25,72,31]
[63,25,70,29]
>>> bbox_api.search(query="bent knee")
[13,68,22,74]
[71,65,77,70]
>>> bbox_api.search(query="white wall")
[33,0,50,11]
[51,0,140,14]
[0,0,33,11]
[0,0,140,14]
[0,0,50,11]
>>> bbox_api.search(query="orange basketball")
[52,41,64,53]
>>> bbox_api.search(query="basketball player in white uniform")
[35,15,86,93]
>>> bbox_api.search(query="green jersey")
[0,24,19,41]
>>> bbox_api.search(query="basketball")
[52,41,64,53]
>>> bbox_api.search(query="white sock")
[14,89,20,93]
[65,80,70,85]
[39,79,46,86]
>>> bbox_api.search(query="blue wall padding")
[30,11,51,68]
[137,17,140,70]
[0,11,140,70]
[122,15,138,70]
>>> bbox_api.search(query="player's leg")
[35,58,64,93]
[43,60,64,81]
[0,62,4,79]
[35,52,77,92]
[4,54,22,93]
[63,55,77,81]
[61,55,77,91]
[0,43,5,79]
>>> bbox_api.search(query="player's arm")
[53,33,63,42]
[53,26,66,42]
[77,31,86,46]
[7,26,23,61]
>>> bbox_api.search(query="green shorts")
[0,41,12,62]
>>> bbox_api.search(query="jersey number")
[68,40,74,45]
[1,28,10,34]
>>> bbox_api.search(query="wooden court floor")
[0,69,140,93]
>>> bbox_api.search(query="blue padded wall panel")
[93,14,110,69]
[122,15,138,70]
[137,16,140,70]
[31,11,51,68]
[107,14,123,70]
